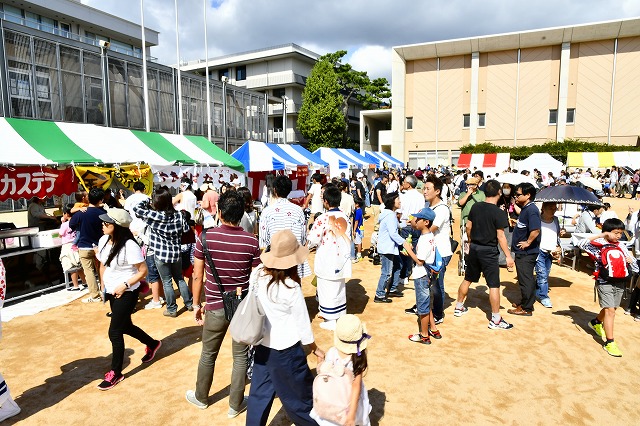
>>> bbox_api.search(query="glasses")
[514,193,524,197]
[102,221,114,226]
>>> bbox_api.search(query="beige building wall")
[611,36,640,143]
[573,40,615,143]
[437,56,465,150]
[405,58,437,150]
[516,46,556,145]
[485,50,518,144]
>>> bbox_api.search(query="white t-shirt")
[124,192,150,235]
[308,183,324,214]
[399,189,425,226]
[96,236,144,294]
[175,190,197,218]
[540,220,559,252]
[431,201,453,257]
[412,232,435,279]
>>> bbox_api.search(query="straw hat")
[199,182,216,192]
[465,176,480,185]
[260,230,309,270]
[334,314,371,356]
[99,208,132,228]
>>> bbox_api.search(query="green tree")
[320,50,391,145]
[297,59,346,152]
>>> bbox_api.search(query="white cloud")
[348,46,392,82]
[82,0,638,76]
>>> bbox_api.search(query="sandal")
[428,328,442,339]
[408,333,431,345]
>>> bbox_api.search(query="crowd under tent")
[363,150,404,169]
[516,153,564,177]
[456,153,511,177]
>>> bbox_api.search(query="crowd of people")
[5,160,640,424]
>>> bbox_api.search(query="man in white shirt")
[399,174,428,289]
[423,175,454,324]
[124,181,150,235]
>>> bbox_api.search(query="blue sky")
[84,0,639,83]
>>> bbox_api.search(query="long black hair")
[351,349,368,377]
[101,224,136,268]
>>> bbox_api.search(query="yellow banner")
[73,164,153,196]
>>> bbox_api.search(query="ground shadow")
[12,325,202,422]
[553,305,602,343]
[548,276,574,288]
[368,387,387,426]
[13,350,133,422]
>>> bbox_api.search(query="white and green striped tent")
[0,117,244,172]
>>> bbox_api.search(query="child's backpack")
[313,352,354,425]
[591,241,630,282]
[429,246,444,274]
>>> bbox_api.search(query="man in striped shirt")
[259,175,311,277]
[186,191,261,416]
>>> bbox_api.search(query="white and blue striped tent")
[313,147,373,177]
[232,140,327,172]
[364,150,404,169]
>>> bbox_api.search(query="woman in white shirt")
[95,209,161,391]
[246,230,325,426]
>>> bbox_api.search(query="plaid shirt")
[133,203,188,263]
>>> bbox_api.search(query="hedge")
[459,139,640,162]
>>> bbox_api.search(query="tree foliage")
[460,139,640,163]
[297,59,346,152]
[318,50,391,146]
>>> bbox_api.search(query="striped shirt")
[194,224,261,311]
[259,197,311,277]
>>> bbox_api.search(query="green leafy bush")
[460,139,640,162]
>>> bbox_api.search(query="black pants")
[515,253,538,311]
[628,286,640,314]
[107,290,156,375]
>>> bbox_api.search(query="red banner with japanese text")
[0,166,76,202]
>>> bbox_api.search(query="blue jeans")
[414,275,432,315]
[154,258,193,313]
[375,253,401,298]
[535,250,552,300]
[432,255,452,320]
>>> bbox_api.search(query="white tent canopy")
[516,153,564,177]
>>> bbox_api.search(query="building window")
[566,108,575,124]
[549,109,558,125]
[272,88,285,98]
[463,114,470,128]
[59,22,71,38]
[236,65,246,81]
[406,117,413,131]
[218,69,229,81]
[478,113,486,128]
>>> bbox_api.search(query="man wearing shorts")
[453,179,515,330]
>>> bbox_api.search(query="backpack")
[597,244,630,282]
[312,350,354,425]
[429,246,444,274]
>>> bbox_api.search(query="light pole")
[222,76,228,152]
[281,95,288,144]
[99,40,111,127]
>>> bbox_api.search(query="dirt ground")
[2,196,640,425]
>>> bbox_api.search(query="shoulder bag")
[436,204,459,254]
[229,266,265,346]
[201,231,248,321]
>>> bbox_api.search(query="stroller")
[457,223,468,276]
[368,223,380,265]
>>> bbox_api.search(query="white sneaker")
[0,398,21,422]
[144,299,164,309]
[82,296,102,303]
[319,320,337,331]
[185,390,208,409]
[228,396,248,418]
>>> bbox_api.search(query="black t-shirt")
[352,181,365,201]
[372,182,386,205]
[468,202,509,246]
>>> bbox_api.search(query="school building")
[390,17,640,169]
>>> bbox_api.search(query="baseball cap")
[466,177,480,185]
[414,170,423,178]
[99,208,133,228]
[356,172,364,178]
[412,207,436,222]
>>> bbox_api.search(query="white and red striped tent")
[456,153,510,177]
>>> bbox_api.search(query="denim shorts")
[145,254,160,283]
[414,274,432,315]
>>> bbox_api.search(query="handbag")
[229,266,265,346]
[201,231,248,321]
[194,207,205,226]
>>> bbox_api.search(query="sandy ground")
[2,196,640,425]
